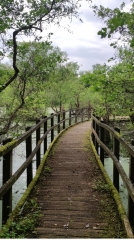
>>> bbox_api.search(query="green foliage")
[0,41,91,137]
[79,71,96,88]
[44,166,51,173]
[92,2,134,48]
[0,64,13,90]
[90,1,134,122]
[92,180,110,193]
[80,52,134,122]
[0,198,42,238]
[16,41,67,83]
[45,61,84,111]
[0,41,71,136]
[0,0,91,92]
[0,0,90,34]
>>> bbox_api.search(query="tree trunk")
[130,113,134,124]
[130,109,134,124]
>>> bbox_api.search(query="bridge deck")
[25,121,127,238]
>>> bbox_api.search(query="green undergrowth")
[92,180,110,193]
[0,198,42,238]
[0,158,53,238]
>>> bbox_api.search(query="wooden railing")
[0,107,90,226]
[91,115,134,229]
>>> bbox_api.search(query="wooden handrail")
[0,107,91,226]
[92,128,134,202]
[0,109,88,156]
[92,115,134,158]
[91,115,134,229]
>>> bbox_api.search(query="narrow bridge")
[0,108,134,238]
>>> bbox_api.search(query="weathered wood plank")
[25,121,131,238]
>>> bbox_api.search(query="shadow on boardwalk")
[12,121,131,238]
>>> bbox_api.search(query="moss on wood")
[0,140,17,156]
[89,130,133,238]
[0,120,88,236]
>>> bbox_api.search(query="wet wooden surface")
[29,121,127,238]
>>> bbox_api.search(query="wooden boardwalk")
[26,121,129,238]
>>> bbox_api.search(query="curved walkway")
[28,121,128,238]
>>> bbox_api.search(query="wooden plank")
[24,122,131,238]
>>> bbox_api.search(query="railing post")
[36,120,41,169]
[95,117,99,153]
[113,127,120,191]
[69,110,71,126]
[75,109,77,123]
[44,116,47,154]
[51,113,54,142]
[2,138,13,225]
[57,112,60,134]
[63,110,65,130]
[26,127,33,187]
[100,121,104,165]
[87,108,90,120]
[81,108,83,122]
[128,140,134,228]
[92,118,95,145]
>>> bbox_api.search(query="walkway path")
[27,121,127,238]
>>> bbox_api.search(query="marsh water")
[0,108,58,229]
[104,120,134,213]
[105,152,129,213]
[0,118,133,229]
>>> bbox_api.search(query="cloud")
[42,0,130,71]
[41,1,114,71]
[64,44,115,71]
[1,0,131,72]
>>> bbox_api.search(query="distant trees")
[0,0,91,93]
[1,0,134,140]
[0,0,92,139]
[88,1,134,123]
[80,51,134,123]
[0,42,62,135]
[0,41,90,139]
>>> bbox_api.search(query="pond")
[0,109,74,229]
[104,120,134,214]
[105,156,129,213]
[0,114,58,230]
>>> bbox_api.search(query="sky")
[1,0,131,72]
[41,0,131,72]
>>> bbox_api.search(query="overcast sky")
[42,0,131,72]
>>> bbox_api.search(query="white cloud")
[1,0,131,71]
[39,0,130,71]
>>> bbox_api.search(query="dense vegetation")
[0,0,134,141]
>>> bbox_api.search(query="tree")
[45,61,80,112]
[0,42,68,137]
[16,41,67,82]
[67,78,92,109]
[0,0,91,93]
[92,1,134,48]
[107,48,134,122]
[80,61,134,123]
[81,64,112,122]
[91,1,134,122]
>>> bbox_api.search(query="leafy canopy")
[92,1,134,48]
[0,0,91,92]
